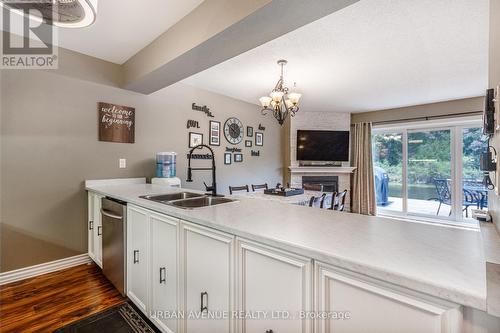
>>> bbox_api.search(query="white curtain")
[351,122,377,216]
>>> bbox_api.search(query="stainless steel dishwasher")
[101,197,127,296]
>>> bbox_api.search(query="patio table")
[463,184,488,209]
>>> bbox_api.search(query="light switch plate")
[119,158,126,168]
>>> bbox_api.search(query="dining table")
[231,189,323,206]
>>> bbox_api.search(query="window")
[372,119,487,226]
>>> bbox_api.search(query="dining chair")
[251,183,268,191]
[309,194,326,208]
[334,190,348,211]
[229,185,249,195]
[322,192,337,210]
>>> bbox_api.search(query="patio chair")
[429,179,481,217]
[462,189,478,218]
[428,179,452,216]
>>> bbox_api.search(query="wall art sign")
[226,147,242,153]
[209,120,221,146]
[255,132,264,146]
[98,102,135,143]
[234,153,243,163]
[224,153,232,165]
[258,124,266,131]
[251,150,260,157]
[192,103,214,117]
[189,132,203,148]
[247,126,253,137]
[186,153,213,159]
[187,120,200,129]
[245,140,252,147]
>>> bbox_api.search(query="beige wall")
[488,0,500,234]
[351,97,484,124]
[0,61,282,272]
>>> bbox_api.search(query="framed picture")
[224,153,232,165]
[98,102,135,143]
[245,140,252,147]
[247,126,253,137]
[209,120,221,146]
[189,132,203,148]
[255,132,263,146]
[234,153,243,163]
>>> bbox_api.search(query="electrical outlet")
[119,158,126,168]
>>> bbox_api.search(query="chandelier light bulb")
[288,92,302,105]
[270,91,284,102]
[259,96,272,108]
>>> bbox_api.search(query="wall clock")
[224,117,244,145]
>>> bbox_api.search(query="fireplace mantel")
[288,166,356,174]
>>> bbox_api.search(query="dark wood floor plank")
[0,262,125,333]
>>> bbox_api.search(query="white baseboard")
[0,254,92,285]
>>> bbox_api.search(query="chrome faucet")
[186,144,218,196]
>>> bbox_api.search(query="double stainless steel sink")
[139,192,235,209]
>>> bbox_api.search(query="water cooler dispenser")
[151,152,181,188]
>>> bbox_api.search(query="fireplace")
[302,176,338,192]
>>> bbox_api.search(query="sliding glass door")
[407,129,453,218]
[373,121,486,224]
[372,132,404,213]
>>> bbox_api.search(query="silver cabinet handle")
[133,250,139,263]
[100,208,123,220]
[160,267,166,284]
[97,226,102,236]
[89,220,93,230]
[200,291,208,312]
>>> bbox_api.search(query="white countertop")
[86,183,487,310]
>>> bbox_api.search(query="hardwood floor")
[0,263,125,333]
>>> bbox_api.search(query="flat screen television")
[296,130,350,161]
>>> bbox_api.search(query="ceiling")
[1,0,204,64]
[183,0,490,113]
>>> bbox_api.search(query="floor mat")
[53,302,157,333]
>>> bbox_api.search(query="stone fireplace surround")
[285,111,354,207]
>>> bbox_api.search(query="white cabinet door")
[127,205,150,314]
[315,262,463,333]
[182,222,235,333]
[87,192,96,262]
[87,192,103,268]
[93,193,103,268]
[150,213,180,333]
[236,239,313,333]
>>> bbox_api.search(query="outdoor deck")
[378,197,479,226]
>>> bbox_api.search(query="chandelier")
[259,59,302,125]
